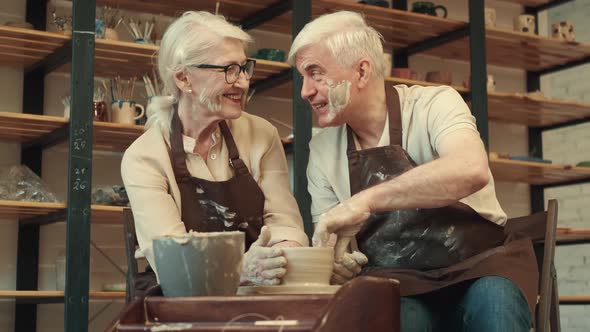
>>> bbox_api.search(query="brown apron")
[349,88,539,316]
[134,107,265,295]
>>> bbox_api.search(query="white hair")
[146,11,253,137]
[287,11,385,80]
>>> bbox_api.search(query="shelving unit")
[0,291,124,304]
[1,0,588,330]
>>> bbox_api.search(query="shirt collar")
[181,126,222,155]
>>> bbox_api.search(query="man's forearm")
[356,156,489,213]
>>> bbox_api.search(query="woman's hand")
[240,226,287,286]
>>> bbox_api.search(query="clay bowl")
[282,247,334,286]
[153,231,245,296]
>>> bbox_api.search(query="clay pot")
[282,247,334,286]
[153,231,244,296]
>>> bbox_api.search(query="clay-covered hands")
[331,250,368,284]
[312,199,371,248]
[240,226,301,286]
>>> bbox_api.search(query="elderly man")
[288,11,538,332]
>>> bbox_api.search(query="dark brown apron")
[348,87,539,316]
[134,107,265,295]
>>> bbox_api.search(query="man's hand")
[272,240,302,248]
[331,251,368,284]
[240,226,287,286]
[312,199,371,247]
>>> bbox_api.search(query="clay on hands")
[331,251,368,285]
[240,226,287,286]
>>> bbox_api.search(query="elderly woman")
[121,11,308,292]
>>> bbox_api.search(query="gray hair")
[146,11,252,137]
[288,11,385,80]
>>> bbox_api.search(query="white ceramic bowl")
[282,247,334,286]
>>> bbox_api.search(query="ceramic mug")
[412,2,448,18]
[552,21,575,42]
[93,101,108,121]
[514,15,535,34]
[425,71,453,85]
[111,100,145,125]
[485,8,496,27]
[104,28,119,41]
[95,19,106,39]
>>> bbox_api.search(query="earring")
[185,87,193,94]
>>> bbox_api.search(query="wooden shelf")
[0,200,124,225]
[488,92,590,127]
[0,25,68,69]
[425,27,590,71]
[556,229,590,245]
[385,77,468,93]
[312,0,466,49]
[96,0,280,23]
[505,0,555,6]
[559,296,590,305]
[489,154,590,185]
[0,290,125,303]
[0,112,144,152]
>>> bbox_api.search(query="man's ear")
[173,69,190,91]
[356,58,372,89]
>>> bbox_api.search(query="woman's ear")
[356,59,372,89]
[173,69,190,91]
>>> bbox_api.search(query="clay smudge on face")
[324,79,351,122]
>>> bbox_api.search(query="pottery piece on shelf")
[513,15,535,34]
[462,74,495,91]
[281,247,334,286]
[484,8,496,28]
[411,2,447,17]
[252,48,286,62]
[576,161,590,168]
[153,231,244,297]
[552,21,575,42]
[391,68,414,79]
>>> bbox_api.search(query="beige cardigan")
[121,111,309,272]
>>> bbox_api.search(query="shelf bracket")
[397,25,469,57]
[250,68,292,96]
[25,40,72,76]
[238,0,291,31]
[23,124,70,152]
[525,0,574,14]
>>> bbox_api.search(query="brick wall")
[543,1,590,331]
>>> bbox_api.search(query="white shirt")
[307,85,507,225]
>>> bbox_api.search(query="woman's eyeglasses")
[189,59,256,84]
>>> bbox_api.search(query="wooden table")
[106,276,400,332]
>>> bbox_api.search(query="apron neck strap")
[346,86,403,151]
[170,105,192,182]
[219,121,249,174]
[388,87,402,146]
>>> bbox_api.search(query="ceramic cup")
[552,21,575,42]
[93,101,108,121]
[425,71,453,85]
[153,231,245,297]
[411,1,447,18]
[104,28,119,41]
[484,8,496,27]
[111,100,145,125]
[282,247,334,286]
[514,15,535,34]
[383,52,392,77]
